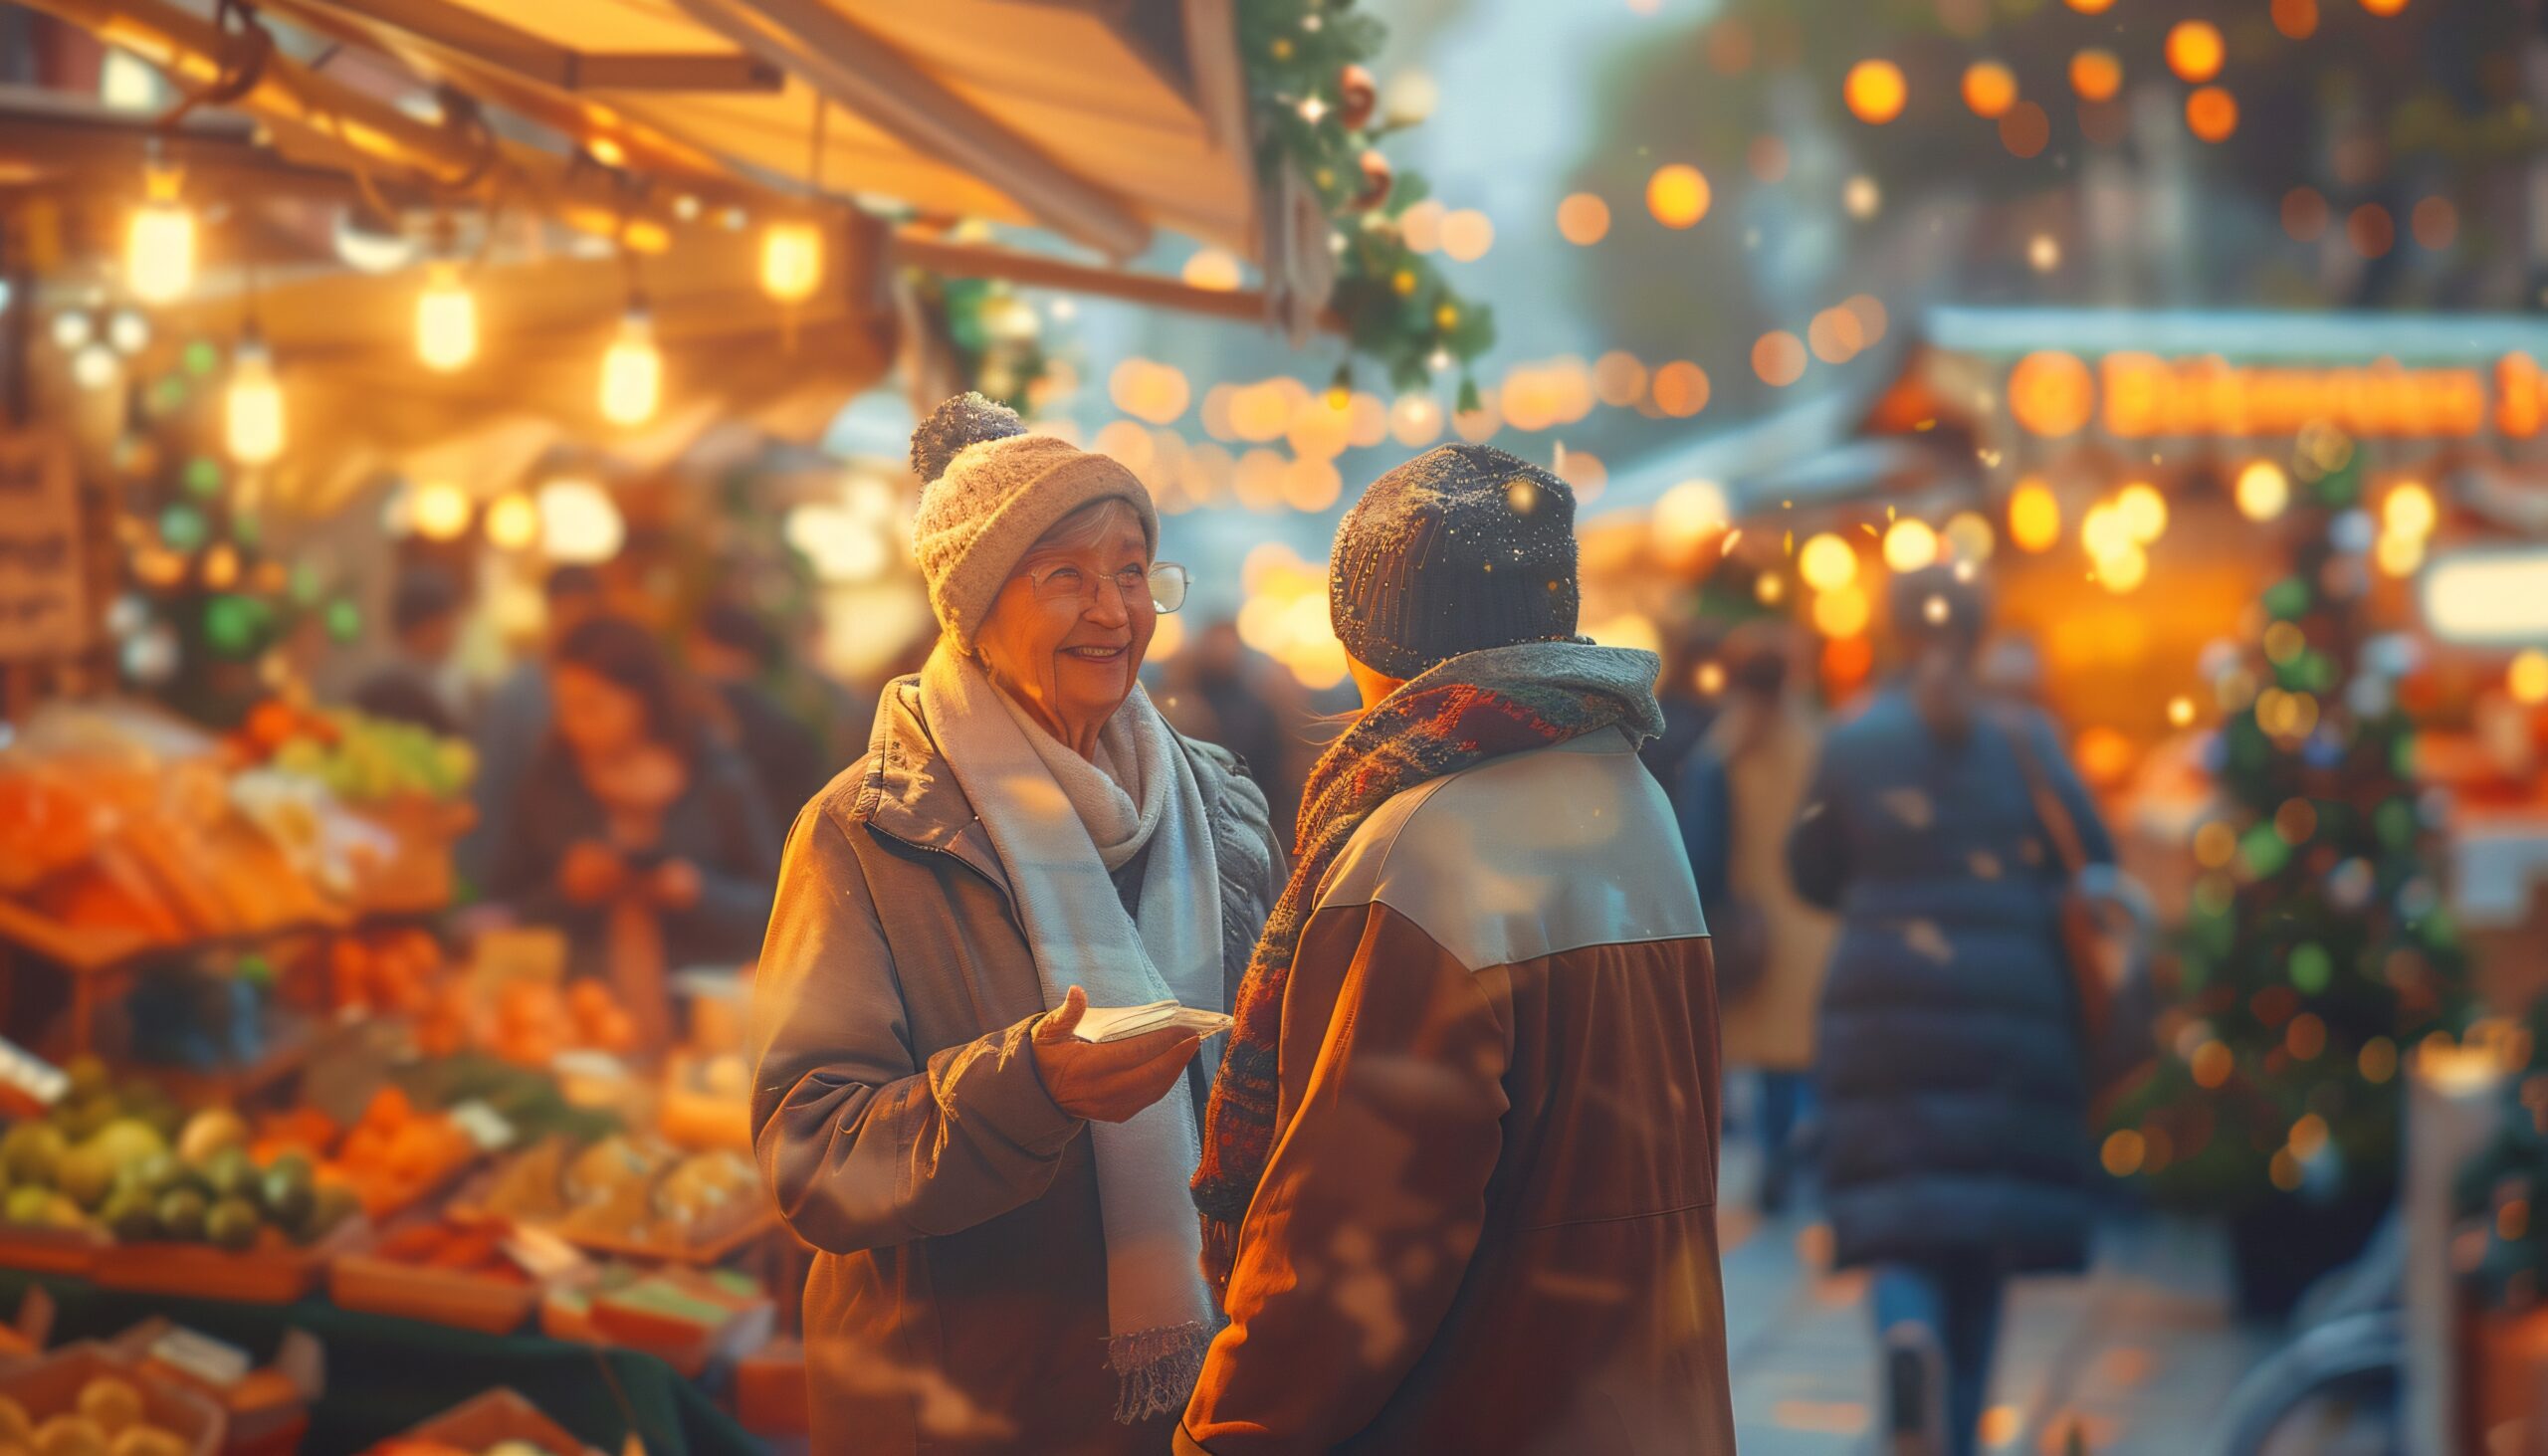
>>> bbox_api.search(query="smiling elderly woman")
[750,394,1282,1456]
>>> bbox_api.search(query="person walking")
[750,395,1282,1455]
[1785,565,2114,1456]
[1180,444,1734,1456]
[1678,620,1835,1214]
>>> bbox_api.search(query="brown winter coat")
[1178,730,1736,1456]
[749,679,1280,1456]
[1707,701,1837,1072]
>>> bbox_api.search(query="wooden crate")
[0,1342,226,1456]
[366,1387,599,1456]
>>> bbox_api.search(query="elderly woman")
[751,395,1282,1456]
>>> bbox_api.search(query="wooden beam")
[675,0,1152,261]
[889,229,1340,332]
[262,0,766,204]
[15,0,692,251]
[278,0,781,93]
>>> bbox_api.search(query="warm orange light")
[2350,204,2397,259]
[2360,0,2407,14]
[1844,60,1907,125]
[2010,351,2094,437]
[2069,50,2122,104]
[1808,308,1865,365]
[2282,187,2330,242]
[2272,0,2319,38]
[2413,196,2458,251]
[1645,165,1712,229]
[1652,361,1711,417]
[2166,21,2225,84]
[1557,193,1611,246]
[1962,61,2017,118]
[2009,480,2062,553]
[1998,102,2050,159]
[1753,331,1807,387]
[2186,87,2238,142]
[2064,0,2114,11]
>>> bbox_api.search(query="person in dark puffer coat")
[1785,565,2114,1456]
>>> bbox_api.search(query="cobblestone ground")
[1720,1140,2287,1456]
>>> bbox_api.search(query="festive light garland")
[1242,0,1494,401]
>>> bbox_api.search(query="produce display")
[0,701,473,961]
[362,1218,532,1285]
[474,1136,760,1254]
[0,1372,195,1456]
[238,703,477,807]
[324,931,446,1020]
[0,1061,359,1251]
[252,1087,479,1220]
[418,979,638,1066]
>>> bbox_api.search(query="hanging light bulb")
[598,308,661,426]
[226,330,285,465]
[414,261,478,372]
[760,219,822,305]
[125,163,196,305]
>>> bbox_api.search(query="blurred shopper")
[1785,566,2114,1456]
[486,615,776,1045]
[1158,618,1310,832]
[1639,618,1722,806]
[352,565,468,735]
[460,565,605,886]
[1182,445,1734,1456]
[751,395,1281,1455]
[1677,620,1835,1214]
[686,601,830,832]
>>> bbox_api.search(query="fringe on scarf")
[1109,1320,1212,1423]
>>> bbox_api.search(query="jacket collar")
[852,678,1013,896]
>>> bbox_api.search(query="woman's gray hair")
[1029,496,1152,558]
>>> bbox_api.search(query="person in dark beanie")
[1180,443,1735,1456]
[352,565,467,735]
[1787,564,2112,1456]
[685,601,829,834]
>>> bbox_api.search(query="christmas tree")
[2111,447,2470,1223]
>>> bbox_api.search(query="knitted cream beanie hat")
[908,393,1160,651]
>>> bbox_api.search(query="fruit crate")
[362,1387,599,1456]
[0,1341,227,1456]
[90,1217,370,1305]
[0,1221,107,1277]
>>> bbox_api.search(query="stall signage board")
[0,431,88,661]
[2006,349,2548,442]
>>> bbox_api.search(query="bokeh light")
[1651,360,1712,417]
[2166,22,2226,84]
[1882,519,1939,571]
[2273,0,2320,38]
[2350,204,2397,258]
[2070,51,2122,104]
[2282,188,2331,242]
[2010,479,2062,552]
[2236,460,2291,521]
[1844,60,1907,125]
[1753,331,1807,386]
[1999,101,2050,158]
[2186,87,2239,143]
[1646,165,1712,228]
[1962,62,2017,119]
[2510,649,2548,706]
[1799,532,1858,591]
[1557,192,1610,246]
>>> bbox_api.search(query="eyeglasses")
[1021,560,1190,614]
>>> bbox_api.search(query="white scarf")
[918,642,1221,1421]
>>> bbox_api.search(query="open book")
[1071,1000,1236,1044]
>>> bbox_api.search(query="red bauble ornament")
[1337,64,1379,131]
[1350,149,1393,212]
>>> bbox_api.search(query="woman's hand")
[558,841,627,905]
[1029,985,1203,1124]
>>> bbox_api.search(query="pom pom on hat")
[911,391,1026,484]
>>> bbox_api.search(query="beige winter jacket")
[750,678,1280,1455]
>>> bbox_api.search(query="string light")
[125,162,196,305]
[598,308,662,426]
[225,330,284,466]
[1799,532,1857,591]
[2235,460,2291,520]
[410,481,473,541]
[485,492,539,550]
[1882,519,1939,571]
[414,261,478,372]
[1844,60,1908,125]
[759,220,822,305]
[2009,479,2062,552]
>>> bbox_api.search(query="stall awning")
[1928,307,2548,366]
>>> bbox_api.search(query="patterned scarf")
[1189,640,1666,1281]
